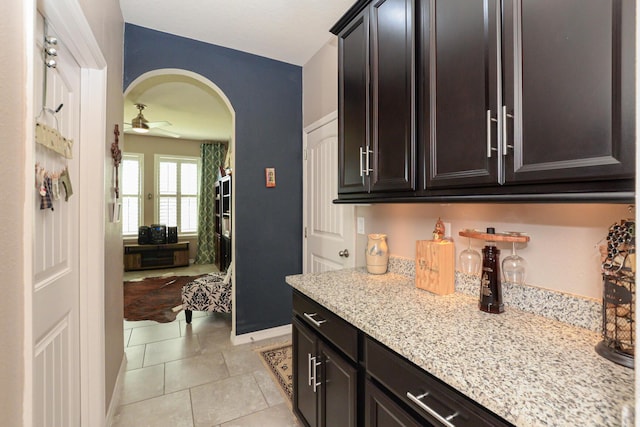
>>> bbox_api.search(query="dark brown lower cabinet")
[292,290,513,427]
[292,317,357,427]
[294,317,318,427]
[365,336,513,427]
[365,378,424,427]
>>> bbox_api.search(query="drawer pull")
[303,312,327,327]
[406,391,458,427]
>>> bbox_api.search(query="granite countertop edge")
[285,268,635,427]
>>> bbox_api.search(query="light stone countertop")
[285,268,635,427]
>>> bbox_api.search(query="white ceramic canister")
[366,234,389,274]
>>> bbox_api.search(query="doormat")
[123,274,204,323]
[256,342,293,405]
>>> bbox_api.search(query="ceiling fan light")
[131,117,149,133]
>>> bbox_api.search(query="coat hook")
[55,103,63,113]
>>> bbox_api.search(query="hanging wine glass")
[502,239,527,285]
[458,236,481,275]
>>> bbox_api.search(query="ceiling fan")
[124,103,180,138]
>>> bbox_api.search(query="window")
[121,153,144,235]
[155,155,200,234]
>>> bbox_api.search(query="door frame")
[24,0,107,424]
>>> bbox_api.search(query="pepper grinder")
[479,227,504,314]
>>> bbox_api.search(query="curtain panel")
[194,142,228,264]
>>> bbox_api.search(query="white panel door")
[304,113,355,273]
[33,15,81,427]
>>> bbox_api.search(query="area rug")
[123,274,204,323]
[256,342,293,405]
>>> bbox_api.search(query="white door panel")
[304,114,355,273]
[33,14,81,426]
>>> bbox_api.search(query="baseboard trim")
[105,353,127,425]
[231,323,292,346]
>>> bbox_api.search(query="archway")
[123,69,237,335]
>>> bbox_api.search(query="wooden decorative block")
[415,240,455,295]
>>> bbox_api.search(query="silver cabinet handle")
[502,105,514,155]
[303,312,327,327]
[339,249,350,258]
[359,146,373,177]
[311,356,321,393]
[307,353,313,387]
[365,146,373,175]
[406,391,459,427]
[486,110,498,158]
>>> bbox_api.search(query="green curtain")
[194,142,228,264]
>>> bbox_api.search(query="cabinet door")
[293,319,318,427]
[422,0,500,189]
[338,10,370,194]
[365,379,425,427]
[502,0,635,184]
[319,342,357,427]
[370,0,415,192]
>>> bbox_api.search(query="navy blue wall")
[124,24,302,334]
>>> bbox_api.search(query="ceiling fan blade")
[146,121,172,129]
[152,127,181,138]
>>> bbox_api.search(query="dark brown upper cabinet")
[422,0,635,190]
[421,0,501,189]
[335,0,415,195]
[501,0,635,185]
[333,0,635,202]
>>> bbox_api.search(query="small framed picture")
[265,168,276,188]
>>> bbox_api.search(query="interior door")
[304,114,356,273]
[33,15,82,426]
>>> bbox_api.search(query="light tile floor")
[114,264,301,427]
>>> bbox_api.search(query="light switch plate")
[357,217,365,235]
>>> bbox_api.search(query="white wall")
[0,1,28,424]
[355,203,630,299]
[303,37,338,128]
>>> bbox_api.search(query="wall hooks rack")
[35,20,74,159]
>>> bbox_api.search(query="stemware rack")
[458,230,530,243]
